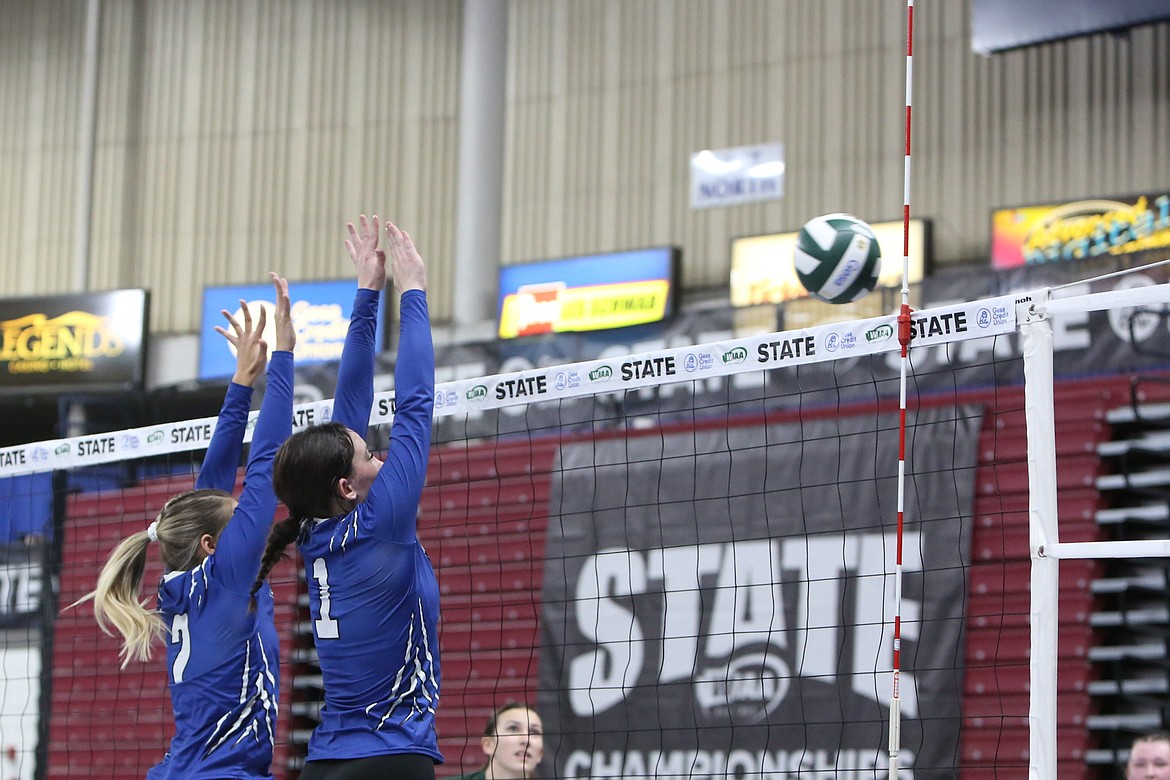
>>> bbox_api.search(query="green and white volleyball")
[794,213,882,304]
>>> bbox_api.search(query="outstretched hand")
[270,272,296,353]
[216,299,268,388]
[384,220,427,294]
[345,214,387,292]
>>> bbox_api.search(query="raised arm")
[331,214,385,435]
[212,273,296,593]
[196,299,269,491]
[367,222,434,544]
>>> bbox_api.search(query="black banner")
[0,540,51,630]
[0,290,148,394]
[536,407,981,779]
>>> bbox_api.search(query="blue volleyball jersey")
[298,289,441,762]
[148,350,293,780]
[195,381,252,492]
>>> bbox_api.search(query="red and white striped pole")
[889,1,914,778]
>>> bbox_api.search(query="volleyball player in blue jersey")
[79,272,295,780]
[256,215,438,780]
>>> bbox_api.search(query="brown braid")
[248,516,303,610]
[249,423,356,610]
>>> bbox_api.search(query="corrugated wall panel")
[1,1,1168,333]
[502,1,1169,286]
[2,0,460,334]
[0,2,84,297]
[502,0,911,289]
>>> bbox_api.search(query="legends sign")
[0,290,148,393]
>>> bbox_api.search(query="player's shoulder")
[158,559,206,589]
[299,512,365,553]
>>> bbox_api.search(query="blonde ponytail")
[73,530,165,668]
[72,489,233,668]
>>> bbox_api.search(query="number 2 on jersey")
[312,557,340,639]
[171,612,191,682]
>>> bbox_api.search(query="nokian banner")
[538,407,981,779]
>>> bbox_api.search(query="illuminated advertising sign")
[991,192,1170,269]
[690,142,785,210]
[730,220,928,306]
[0,290,148,393]
[200,280,385,380]
[497,248,679,339]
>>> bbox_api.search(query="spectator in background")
[1127,732,1170,780]
[451,704,544,780]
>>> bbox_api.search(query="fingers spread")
[220,309,242,335]
[239,299,253,330]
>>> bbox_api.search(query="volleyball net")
[3,278,1170,779]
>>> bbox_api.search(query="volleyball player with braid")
[78,272,296,779]
[256,215,438,780]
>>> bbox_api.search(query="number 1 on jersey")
[312,557,340,639]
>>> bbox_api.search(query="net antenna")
[889,1,915,777]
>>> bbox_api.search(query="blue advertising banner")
[199,280,385,380]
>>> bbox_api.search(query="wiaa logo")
[692,649,790,723]
[466,385,488,401]
[589,365,613,382]
[721,347,747,365]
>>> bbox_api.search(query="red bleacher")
[425,438,558,771]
